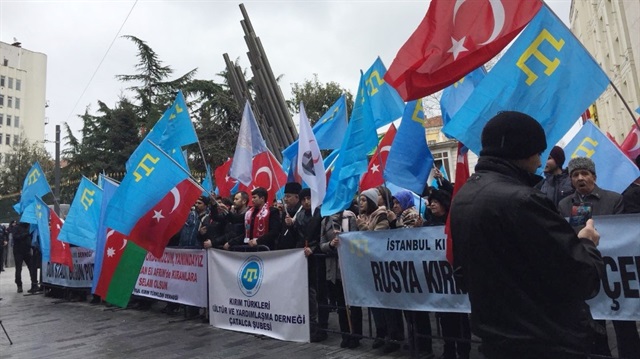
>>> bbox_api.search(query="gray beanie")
[361,188,379,206]
[568,157,596,176]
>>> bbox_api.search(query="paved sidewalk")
[0,265,625,358]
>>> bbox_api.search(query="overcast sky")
[0,0,572,155]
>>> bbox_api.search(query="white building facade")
[570,0,640,142]
[0,41,47,163]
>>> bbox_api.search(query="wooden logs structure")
[223,3,298,162]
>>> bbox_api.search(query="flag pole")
[543,1,640,130]
[195,138,214,197]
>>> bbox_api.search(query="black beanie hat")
[549,146,566,168]
[284,182,302,195]
[299,188,311,199]
[480,111,547,159]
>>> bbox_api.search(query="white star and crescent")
[254,166,274,190]
[153,210,165,222]
[371,164,380,174]
[169,187,180,214]
[450,0,506,59]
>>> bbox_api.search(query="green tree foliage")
[0,138,53,221]
[289,74,354,125]
[183,78,241,172]
[62,97,140,180]
[116,35,197,132]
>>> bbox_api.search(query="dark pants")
[591,319,612,356]
[612,320,640,359]
[328,280,362,340]
[372,307,405,341]
[0,243,4,270]
[439,312,471,359]
[404,310,433,353]
[14,247,38,287]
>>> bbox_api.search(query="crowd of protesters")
[6,111,640,359]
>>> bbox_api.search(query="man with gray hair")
[558,157,636,357]
[558,157,623,218]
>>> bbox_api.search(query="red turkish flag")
[359,124,397,191]
[238,151,288,203]
[214,158,237,198]
[445,143,470,264]
[128,178,203,258]
[49,211,73,270]
[620,124,640,161]
[385,0,542,100]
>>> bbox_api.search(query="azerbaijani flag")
[94,229,147,307]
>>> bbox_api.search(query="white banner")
[43,247,95,288]
[339,214,640,320]
[208,249,310,342]
[133,248,208,307]
[587,214,640,320]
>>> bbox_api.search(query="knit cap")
[480,111,547,159]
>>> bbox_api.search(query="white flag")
[297,103,326,210]
[230,101,268,185]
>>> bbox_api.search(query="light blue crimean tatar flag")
[442,5,610,162]
[384,100,434,194]
[440,66,486,128]
[34,197,52,262]
[281,94,348,173]
[126,90,197,171]
[13,162,52,214]
[297,103,326,211]
[363,57,405,129]
[229,101,269,186]
[321,73,379,216]
[106,139,194,236]
[564,121,640,193]
[58,176,103,250]
[201,164,214,197]
[91,175,119,293]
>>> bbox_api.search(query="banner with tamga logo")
[208,249,310,342]
[43,247,95,288]
[133,248,208,307]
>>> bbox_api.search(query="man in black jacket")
[450,112,603,358]
[13,222,39,293]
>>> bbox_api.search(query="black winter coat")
[450,156,604,356]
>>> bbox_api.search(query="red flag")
[359,124,397,191]
[128,178,203,258]
[238,151,287,202]
[214,158,237,198]
[384,0,542,100]
[620,124,640,161]
[445,143,470,264]
[49,211,73,270]
[94,229,147,307]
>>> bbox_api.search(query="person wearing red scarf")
[244,187,281,250]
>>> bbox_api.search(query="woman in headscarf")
[357,188,404,353]
[391,190,433,355]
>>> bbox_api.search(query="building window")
[13,135,18,146]
[5,134,10,145]
[15,98,20,109]
[0,114,3,125]
[0,94,4,106]
[6,115,10,127]
[14,116,19,127]
[8,77,13,89]
[15,79,21,91]
[0,75,4,87]
[7,96,12,108]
